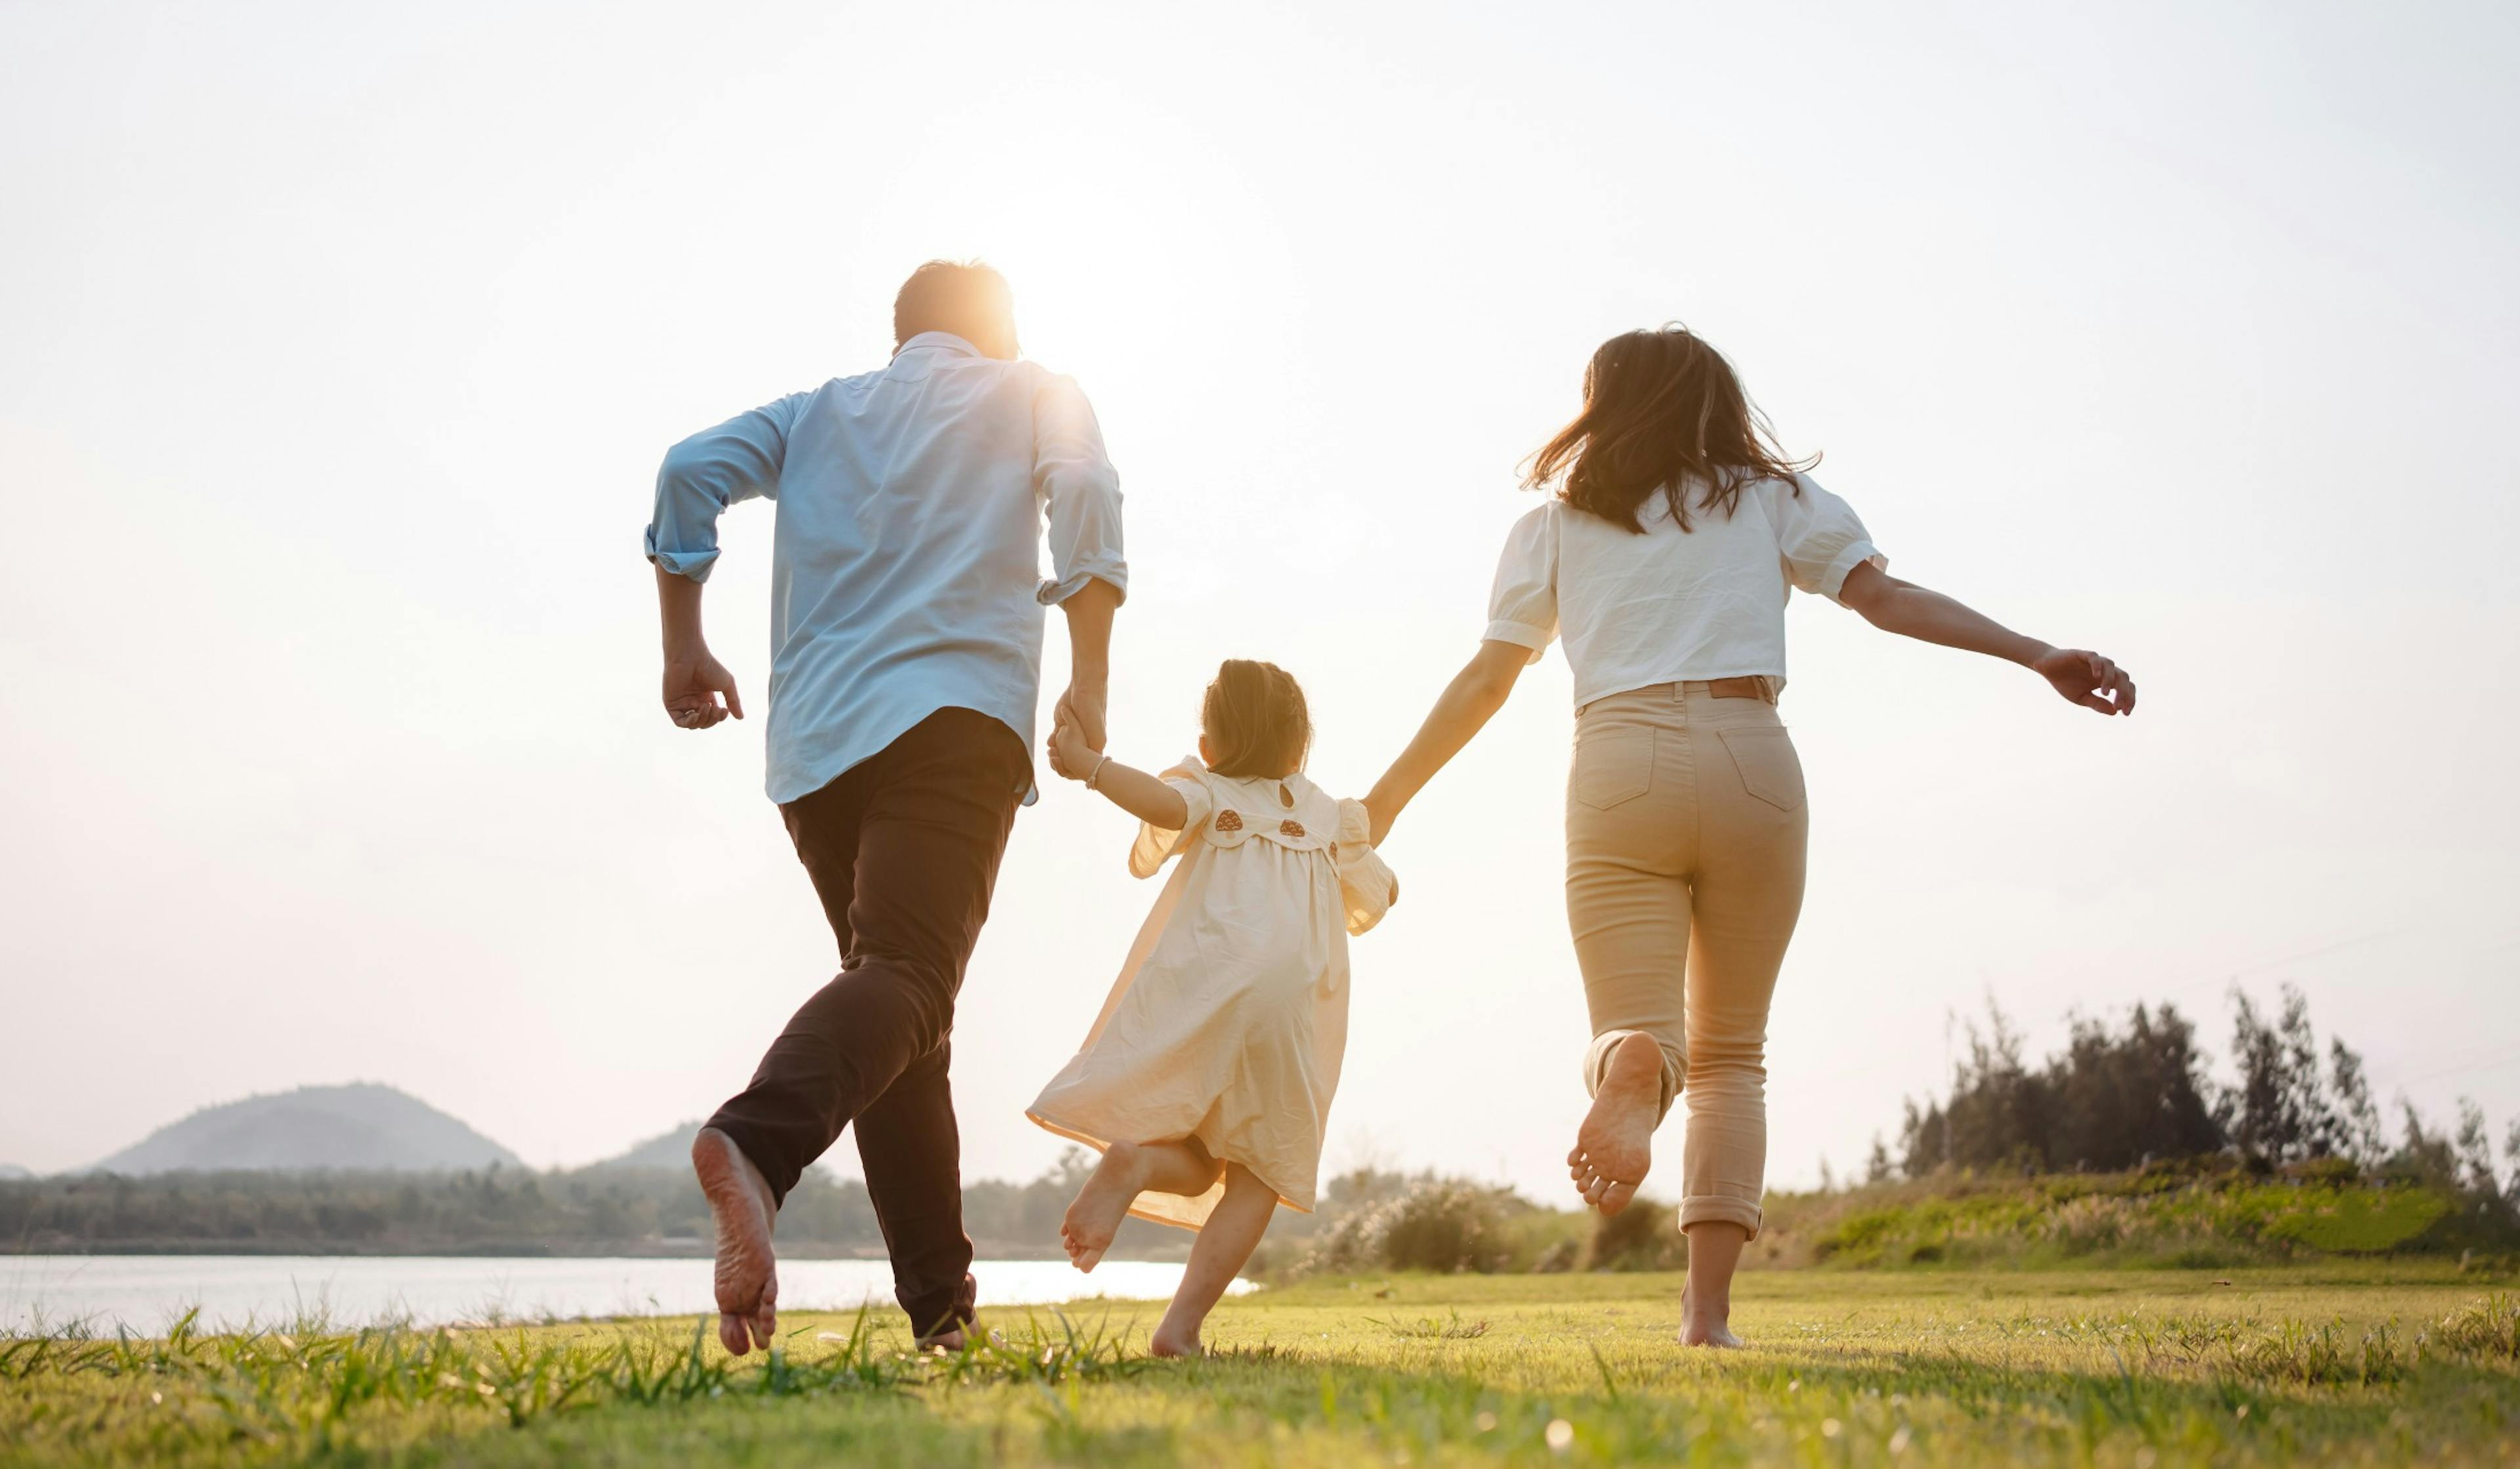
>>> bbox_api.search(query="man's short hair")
[893,260,1014,349]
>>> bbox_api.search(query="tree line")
[1883,984,2517,1200]
[0,1149,1187,1259]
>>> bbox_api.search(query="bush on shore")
[1250,1156,2520,1282]
[1759,1158,2515,1271]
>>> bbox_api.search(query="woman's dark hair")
[1523,326,1817,534]
[1200,659,1311,779]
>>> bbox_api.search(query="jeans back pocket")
[1718,726,1805,812]
[1572,725,1656,810]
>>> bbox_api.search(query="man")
[644,260,1124,1354]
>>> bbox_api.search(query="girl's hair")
[1200,659,1312,779]
[1523,325,1817,534]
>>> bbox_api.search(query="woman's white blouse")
[1484,473,1884,708]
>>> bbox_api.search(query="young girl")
[1028,658,1396,1357]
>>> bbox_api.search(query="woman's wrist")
[1361,789,1403,846]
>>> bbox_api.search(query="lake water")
[0,1256,1241,1335]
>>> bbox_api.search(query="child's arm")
[1050,709,1191,830]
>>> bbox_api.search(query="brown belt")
[1706,676,1778,704]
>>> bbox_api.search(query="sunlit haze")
[3,1,2515,1201]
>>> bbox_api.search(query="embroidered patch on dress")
[1214,810,1244,833]
[1280,819,1307,838]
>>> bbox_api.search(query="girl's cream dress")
[1027,758,1398,1229]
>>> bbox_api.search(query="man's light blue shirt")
[644,333,1125,805]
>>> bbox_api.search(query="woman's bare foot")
[1148,1324,1202,1358]
[691,1127,779,1356]
[1062,1142,1150,1273]
[1678,1287,1744,1348]
[1568,1032,1662,1215]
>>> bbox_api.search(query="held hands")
[1045,695,1103,781]
[663,648,744,730]
[1056,684,1107,757]
[2030,646,2137,716]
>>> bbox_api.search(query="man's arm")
[644,396,801,730]
[1032,371,1126,758]
[658,566,743,728]
[1052,577,1122,764]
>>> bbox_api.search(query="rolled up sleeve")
[1032,372,1126,606]
[644,394,804,584]
[1773,473,1885,605]
[1483,504,1560,661]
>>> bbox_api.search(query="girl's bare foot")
[1062,1142,1150,1273]
[1568,1032,1661,1215]
[691,1127,778,1355]
[1144,1163,1270,1363]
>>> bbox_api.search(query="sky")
[3,1,2517,1204]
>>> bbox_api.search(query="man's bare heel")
[691,1128,780,1356]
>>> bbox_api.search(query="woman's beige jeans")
[1566,680,1807,1237]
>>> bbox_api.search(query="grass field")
[6,1266,2517,1466]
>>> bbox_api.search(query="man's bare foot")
[1061,1142,1149,1273]
[1148,1324,1202,1358]
[915,1327,967,1354]
[1568,1032,1662,1215]
[691,1127,778,1355]
[1679,1288,1744,1348]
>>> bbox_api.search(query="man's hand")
[663,649,744,730]
[1045,705,1099,782]
[2030,646,2136,716]
[1055,684,1107,758]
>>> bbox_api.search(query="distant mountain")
[90,1083,524,1174]
[593,1120,703,1171]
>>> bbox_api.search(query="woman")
[1364,326,2133,1347]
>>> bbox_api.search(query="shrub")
[1295,1180,1525,1275]
[1584,1195,1686,1272]
[1376,1182,1515,1273]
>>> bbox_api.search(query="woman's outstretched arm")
[1363,640,1533,843]
[1836,561,2136,715]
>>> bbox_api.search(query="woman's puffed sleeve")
[1482,504,1560,663]
[1333,799,1398,936]
[1126,758,1216,878]
[1770,473,1885,605]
